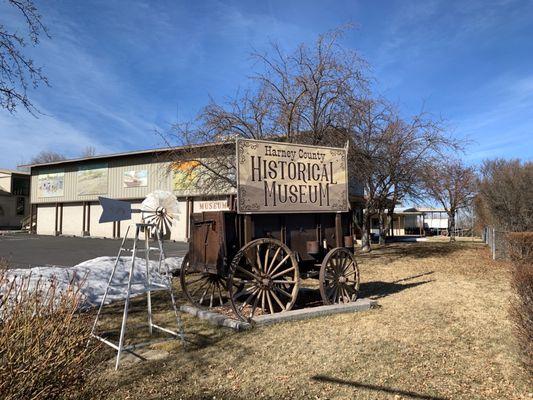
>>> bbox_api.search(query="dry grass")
[0,267,99,400]
[89,242,531,399]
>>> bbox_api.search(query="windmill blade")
[140,191,179,237]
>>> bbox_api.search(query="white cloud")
[0,105,115,168]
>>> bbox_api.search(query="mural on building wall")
[77,163,108,195]
[123,170,148,188]
[172,160,202,195]
[172,160,234,196]
[37,172,65,197]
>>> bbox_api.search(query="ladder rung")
[134,247,161,252]
[120,248,161,252]
[92,334,120,351]
[106,283,170,291]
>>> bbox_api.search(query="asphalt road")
[0,233,189,269]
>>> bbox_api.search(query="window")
[16,197,25,215]
[12,177,29,196]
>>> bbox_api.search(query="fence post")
[492,228,496,260]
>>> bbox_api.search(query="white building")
[22,145,234,241]
[0,169,30,229]
[370,207,450,236]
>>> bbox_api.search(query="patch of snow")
[3,256,183,308]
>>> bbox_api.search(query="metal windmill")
[91,190,184,369]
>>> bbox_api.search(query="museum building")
[23,144,234,241]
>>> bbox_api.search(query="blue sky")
[1,0,532,169]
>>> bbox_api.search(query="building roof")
[398,206,447,213]
[18,141,225,169]
[0,169,30,176]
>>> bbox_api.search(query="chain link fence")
[483,227,508,260]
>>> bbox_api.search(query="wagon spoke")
[342,260,354,275]
[339,256,349,274]
[260,289,265,313]
[238,288,259,312]
[270,290,285,310]
[271,265,295,280]
[229,238,299,321]
[189,279,210,298]
[272,279,296,284]
[319,248,360,305]
[209,284,215,308]
[263,246,270,274]
[234,284,257,299]
[341,287,350,302]
[250,291,261,317]
[269,254,291,276]
[217,284,224,306]
[199,286,210,305]
[332,286,338,303]
[186,275,207,285]
[273,285,292,298]
[265,291,275,314]
[236,265,261,281]
[256,244,263,273]
[343,269,357,278]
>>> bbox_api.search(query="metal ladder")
[90,222,185,370]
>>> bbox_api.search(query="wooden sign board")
[236,138,349,214]
[193,200,230,213]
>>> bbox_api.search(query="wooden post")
[244,215,252,245]
[335,213,342,248]
[82,201,86,235]
[59,203,63,235]
[86,202,91,236]
[29,202,34,234]
[54,202,59,236]
[187,197,194,240]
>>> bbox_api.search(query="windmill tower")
[91,191,185,369]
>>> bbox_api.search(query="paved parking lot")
[0,233,188,269]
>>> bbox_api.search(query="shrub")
[507,232,533,377]
[0,268,99,400]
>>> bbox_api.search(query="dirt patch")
[87,242,531,399]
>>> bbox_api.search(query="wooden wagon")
[180,139,360,322]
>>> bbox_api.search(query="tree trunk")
[448,210,456,242]
[385,207,395,238]
[378,210,386,245]
[361,211,371,252]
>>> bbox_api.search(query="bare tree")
[1,0,49,113]
[343,97,458,249]
[80,146,96,158]
[476,159,533,232]
[345,98,392,251]
[421,160,477,241]
[251,26,368,144]
[30,150,66,164]
[164,27,369,194]
[376,113,460,244]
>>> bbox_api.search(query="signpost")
[236,138,349,213]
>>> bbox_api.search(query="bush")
[0,268,99,400]
[507,232,533,377]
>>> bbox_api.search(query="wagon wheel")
[319,247,360,305]
[180,253,228,308]
[227,238,299,322]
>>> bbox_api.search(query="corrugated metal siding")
[31,155,173,204]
